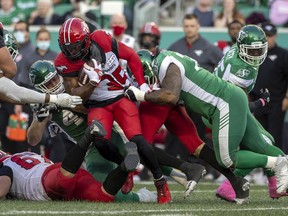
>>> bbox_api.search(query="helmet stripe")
[63,18,75,44]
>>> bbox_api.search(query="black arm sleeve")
[0,165,13,182]
[249,99,263,113]
[0,35,5,48]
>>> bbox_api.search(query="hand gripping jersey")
[213,44,259,93]
[2,152,53,200]
[153,51,236,119]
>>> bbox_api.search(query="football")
[77,60,95,86]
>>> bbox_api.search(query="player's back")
[154,50,235,119]
[3,152,53,200]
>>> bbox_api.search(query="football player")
[213,25,286,201]
[125,48,288,204]
[54,17,171,204]
[0,120,155,202]
[0,23,81,108]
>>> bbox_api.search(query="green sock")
[114,191,140,202]
[161,166,173,176]
[235,150,268,169]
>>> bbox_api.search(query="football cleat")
[123,142,140,172]
[183,164,206,199]
[231,177,250,205]
[268,176,288,199]
[272,156,288,194]
[216,179,236,202]
[121,172,134,194]
[154,177,171,204]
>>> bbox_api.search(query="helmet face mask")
[237,25,268,67]
[29,60,65,94]
[137,49,157,86]
[139,22,161,50]
[4,30,19,61]
[58,18,91,60]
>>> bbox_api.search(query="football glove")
[124,86,146,102]
[83,59,103,86]
[35,104,58,122]
[259,88,270,106]
[49,93,82,108]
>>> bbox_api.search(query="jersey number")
[11,154,51,170]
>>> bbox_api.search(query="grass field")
[1,181,288,216]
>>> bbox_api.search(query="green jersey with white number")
[153,51,236,119]
[49,109,87,142]
[213,44,259,93]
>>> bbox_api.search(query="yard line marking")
[2,207,288,215]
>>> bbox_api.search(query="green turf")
[1,182,288,216]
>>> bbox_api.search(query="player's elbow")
[27,131,41,146]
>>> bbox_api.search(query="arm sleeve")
[118,42,146,86]
[249,99,264,113]
[0,77,46,104]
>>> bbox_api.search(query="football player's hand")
[139,83,151,93]
[259,88,270,106]
[83,59,103,86]
[49,93,82,108]
[35,104,57,122]
[124,86,146,102]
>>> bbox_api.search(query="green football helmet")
[29,60,65,94]
[4,30,19,61]
[236,25,268,67]
[137,49,157,86]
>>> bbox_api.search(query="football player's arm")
[145,63,181,105]
[27,116,50,146]
[63,76,95,103]
[118,42,146,86]
[0,24,17,79]
[0,164,13,200]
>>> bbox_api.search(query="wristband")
[49,94,57,104]
[259,98,265,106]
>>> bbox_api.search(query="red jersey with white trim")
[2,152,52,201]
[55,30,145,101]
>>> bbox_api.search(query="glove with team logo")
[83,59,103,86]
[124,86,146,102]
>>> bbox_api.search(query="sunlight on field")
[1,182,288,216]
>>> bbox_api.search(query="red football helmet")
[139,22,161,49]
[58,18,91,60]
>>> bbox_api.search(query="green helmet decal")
[29,60,65,94]
[137,49,157,86]
[4,30,19,61]
[237,25,268,67]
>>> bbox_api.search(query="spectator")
[185,0,215,27]
[109,13,138,50]
[13,20,35,89]
[28,0,63,25]
[0,0,25,25]
[214,0,245,28]
[215,19,244,54]
[14,0,37,20]
[269,0,288,26]
[250,22,288,152]
[62,0,99,32]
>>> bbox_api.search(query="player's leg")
[115,98,171,204]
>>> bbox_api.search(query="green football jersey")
[213,44,259,93]
[153,51,235,119]
[50,109,87,142]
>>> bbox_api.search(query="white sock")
[265,156,278,169]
